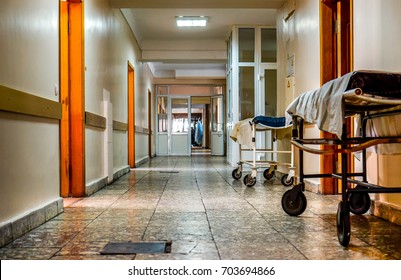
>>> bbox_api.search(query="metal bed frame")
[282,88,401,246]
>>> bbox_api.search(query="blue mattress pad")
[252,116,287,127]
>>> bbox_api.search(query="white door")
[156,95,169,155]
[170,97,190,155]
[260,67,277,161]
[211,95,224,155]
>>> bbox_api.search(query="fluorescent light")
[176,16,208,27]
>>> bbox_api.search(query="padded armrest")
[346,71,401,97]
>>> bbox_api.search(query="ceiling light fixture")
[176,16,208,27]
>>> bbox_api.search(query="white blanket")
[286,72,353,139]
[230,118,254,148]
[365,114,401,155]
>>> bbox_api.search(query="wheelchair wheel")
[232,168,242,180]
[349,186,371,215]
[281,174,294,187]
[337,201,351,246]
[243,174,257,187]
[281,189,307,216]
[263,169,274,180]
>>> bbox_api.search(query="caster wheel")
[337,201,351,246]
[349,186,371,215]
[281,174,294,187]
[263,169,274,180]
[281,189,307,216]
[243,174,257,187]
[232,168,242,180]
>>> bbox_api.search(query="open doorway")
[191,97,211,155]
[155,85,224,157]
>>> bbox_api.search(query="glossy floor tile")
[1,156,401,260]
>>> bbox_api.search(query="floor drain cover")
[100,241,172,255]
[159,171,179,173]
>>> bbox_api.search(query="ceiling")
[109,0,285,79]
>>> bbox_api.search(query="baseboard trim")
[0,198,63,247]
[85,176,108,196]
[113,165,130,181]
[370,199,401,226]
[135,156,150,167]
[86,166,131,196]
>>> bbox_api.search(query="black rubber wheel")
[243,174,249,185]
[243,174,257,187]
[349,186,371,215]
[232,168,242,180]
[263,169,274,180]
[337,201,351,246]
[281,174,294,187]
[281,189,307,216]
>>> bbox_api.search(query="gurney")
[283,70,401,246]
[230,116,294,187]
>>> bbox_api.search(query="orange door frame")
[320,0,353,194]
[60,0,85,197]
[148,89,152,159]
[128,63,136,168]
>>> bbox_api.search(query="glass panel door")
[239,66,255,120]
[239,28,255,62]
[156,96,168,155]
[211,94,224,155]
[171,97,190,155]
[264,69,277,116]
[262,68,277,161]
[261,28,277,63]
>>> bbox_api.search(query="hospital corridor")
[2,0,401,264]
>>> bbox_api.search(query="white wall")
[354,0,401,205]
[354,0,401,72]
[277,0,321,179]
[85,0,121,185]
[0,0,60,224]
[135,63,154,163]
[84,0,154,184]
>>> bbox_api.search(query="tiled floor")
[1,156,401,260]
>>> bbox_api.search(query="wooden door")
[320,0,353,194]
[128,63,135,168]
[60,0,85,197]
[148,89,152,159]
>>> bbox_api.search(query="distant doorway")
[155,85,225,157]
[191,97,211,156]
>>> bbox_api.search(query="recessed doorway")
[155,85,224,157]
[191,96,211,156]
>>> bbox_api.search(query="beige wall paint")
[84,0,154,179]
[354,0,401,206]
[0,0,60,224]
[277,0,320,178]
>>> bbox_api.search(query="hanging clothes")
[195,120,203,146]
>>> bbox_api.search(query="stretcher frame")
[232,120,295,187]
[283,88,401,246]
